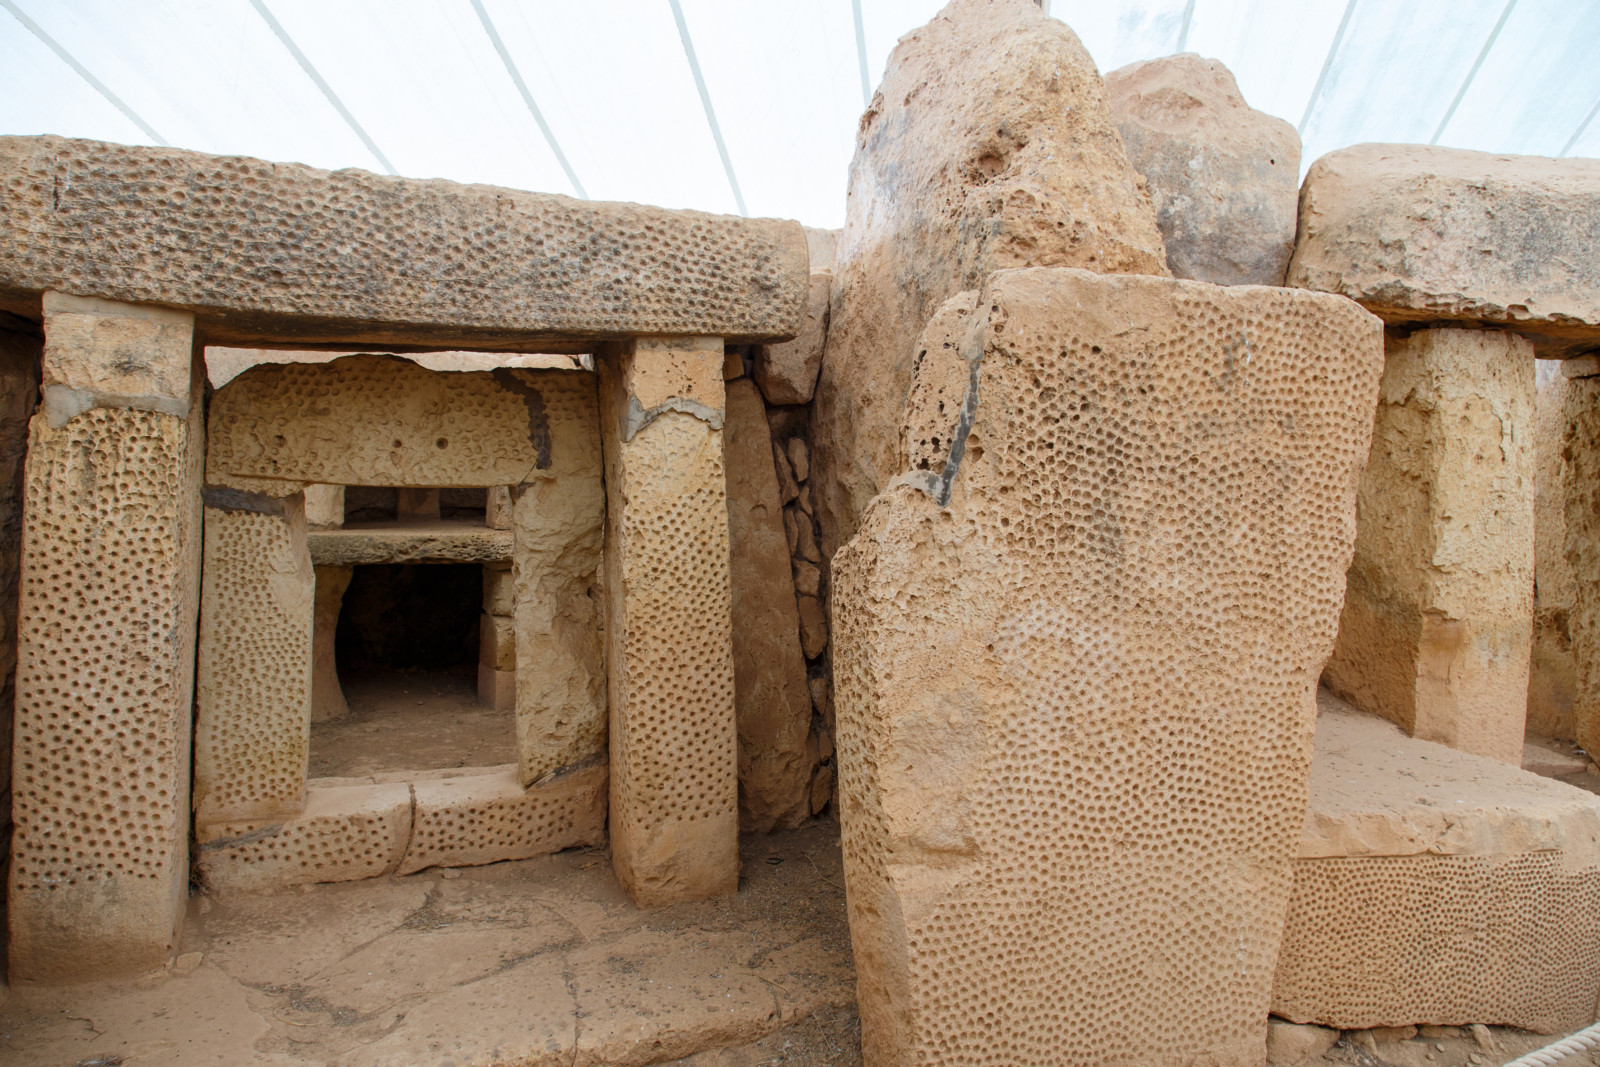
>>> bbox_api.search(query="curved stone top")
[1287,143,1600,358]
[0,136,807,348]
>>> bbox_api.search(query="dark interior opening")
[309,562,514,779]
[342,486,487,524]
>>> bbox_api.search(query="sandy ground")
[0,823,858,1067]
[310,666,516,779]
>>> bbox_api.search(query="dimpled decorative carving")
[832,268,1382,1066]
[194,502,315,823]
[207,356,578,492]
[1274,692,1600,1033]
[0,136,808,346]
[9,402,203,980]
[600,339,738,906]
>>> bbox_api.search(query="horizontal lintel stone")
[0,136,808,348]
[1288,143,1600,358]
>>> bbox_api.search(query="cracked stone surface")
[0,823,856,1066]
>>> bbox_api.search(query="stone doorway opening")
[309,560,512,780]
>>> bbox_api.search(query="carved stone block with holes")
[8,293,204,983]
[832,268,1382,1066]
[599,336,739,906]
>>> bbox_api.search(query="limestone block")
[509,374,606,786]
[0,321,39,892]
[724,378,814,832]
[600,336,738,905]
[207,355,573,491]
[308,523,512,566]
[485,485,513,530]
[804,227,839,274]
[809,0,1168,558]
[1288,144,1600,357]
[1107,54,1300,286]
[1266,1020,1339,1067]
[774,444,800,503]
[786,438,809,482]
[1323,328,1534,764]
[480,612,516,671]
[312,565,352,722]
[797,595,828,660]
[197,782,411,894]
[1530,366,1576,739]
[754,273,830,405]
[0,135,807,347]
[479,664,515,711]
[832,268,1381,1066]
[8,297,203,983]
[1565,374,1600,758]
[194,496,315,823]
[792,559,821,597]
[396,764,607,874]
[304,483,344,529]
[1273,692,1600,1033]
[482,562,514,617]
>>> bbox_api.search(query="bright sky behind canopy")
[4,0,1599,230]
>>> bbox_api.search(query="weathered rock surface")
[311,566,352,722]
[0,317,38,898]
[306,522,513,566]
[754,273,830,405]
[1107,53,1300,286]
[724,378,815,832]
[1288,144,1600,357]
[832,268,1381,1065]
[0,136,808,348]
[1323,328,1534,765]
[1275,691,1600,1033]
[809,0,1168,559]
[9,296,204,983]
[599,337,739,906]
[1564,368,1600,759]
[1530,365,1577,739]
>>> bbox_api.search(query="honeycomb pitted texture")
[831,268,1383,1066]
[397,765,607,874]
[0,136,807,345]
[1274,854,1600,1033]
[600,341,739,905]
[1564,376,1600,758]
[8,401,203,977]
[194,502,315,823]
[207,356,585,491]
[196,782,410,894]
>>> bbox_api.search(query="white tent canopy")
[5,0,1599,230]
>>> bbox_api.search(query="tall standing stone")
[599,337,739,905]
[1529,365,1577,740]
[8,293,203,982]
[1323,329,1535,765]
[724,379,815,831]
[809,0,1168,561]
[1107,53,1300,286]
[833,268,1382,1066]
[1564,363,1600,759]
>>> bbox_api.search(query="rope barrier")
[1497,1021,1600,1067]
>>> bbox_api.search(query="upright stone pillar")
[833,269,1382,1066]
[1563,359,1600,758]
[8,292,202,982]
[1323,328,1535,764]
[599,336,738,905]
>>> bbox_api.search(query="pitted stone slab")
[0,136,807,347]
[833,267,1381,1066]
[1274,691,1600,1033]
[1288,144,1600,357]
